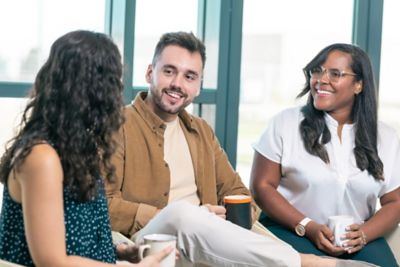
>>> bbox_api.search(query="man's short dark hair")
[152,31,206,69]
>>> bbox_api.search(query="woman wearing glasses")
[250,43,400,266]
[0,30,171,266]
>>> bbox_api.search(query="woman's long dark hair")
[0,30,125,201]
[297,43,383,180]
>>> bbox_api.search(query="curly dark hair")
[0,30,125,201]
[297,43,383,180]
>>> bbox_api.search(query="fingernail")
[345,226,350,231]
[340,234,346,239]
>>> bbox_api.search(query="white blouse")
[253,107,400,224]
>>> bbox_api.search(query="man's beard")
[154,87,190,114]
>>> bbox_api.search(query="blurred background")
[1,0,399,210]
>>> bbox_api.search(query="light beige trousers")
[133,201,300,267]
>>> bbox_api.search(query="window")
[0,0,106,83]
[238,0,353,187]
[132,0,198,87]
[0,0,107,144]
[379,0,400,134]
[0,1,107,206]
[0,0,106,145]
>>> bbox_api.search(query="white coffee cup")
[328,215,355,246]
[139,234,176,267]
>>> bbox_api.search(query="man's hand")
[115,242,174,266]
[203,204,226,219]
[115,242,140,263]
[305,221,346,256]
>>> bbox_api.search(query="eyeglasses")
[309,66,356,83]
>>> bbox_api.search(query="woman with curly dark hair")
[251,43,400,266]
[0,30,171,266]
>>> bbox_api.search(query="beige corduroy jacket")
[106,92,254,236]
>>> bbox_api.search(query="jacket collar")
[131,91,197,132]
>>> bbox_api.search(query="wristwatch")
[295,217,312,237]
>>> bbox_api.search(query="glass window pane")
[201,1,220,89]
[133,0,198,87]
[380,0,400,135]
[0,0,106,83]
[191,103,216,130]
[238,0,353,187]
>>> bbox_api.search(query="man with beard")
[105,31,375,267]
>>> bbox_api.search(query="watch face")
[295,224,306,236]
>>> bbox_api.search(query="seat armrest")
[251,221,280,240]
[385,224,400,264]
[0,259,26,266]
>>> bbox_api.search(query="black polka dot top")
[0,183,116,266]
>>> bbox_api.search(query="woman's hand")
[305,221,346,256]
[341,223,367,254]
[136,246,174,267]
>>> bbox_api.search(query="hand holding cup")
[327,215,355,247]
[223,195,252,229]
[138,234,176,267]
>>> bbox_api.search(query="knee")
[162,201,194,219]
[160,201,203,232]
[161,201,195,224]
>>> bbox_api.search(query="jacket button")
[165,163,168,167]
[164,192,168,196]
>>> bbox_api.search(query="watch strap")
[299,217,312,227]
[295,217,312,236]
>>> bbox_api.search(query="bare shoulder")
[18,143,62,178]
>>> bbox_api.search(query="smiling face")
[145,45,203,122]
[310,50,363,123]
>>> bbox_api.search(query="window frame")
[0,0,385,168]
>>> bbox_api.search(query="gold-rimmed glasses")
[309,66,356,83]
